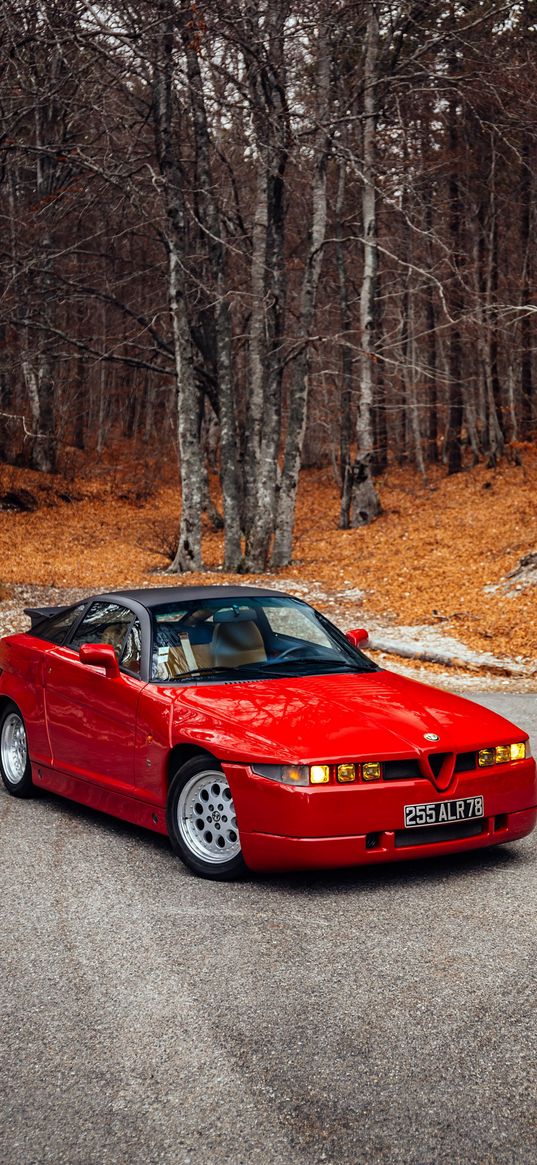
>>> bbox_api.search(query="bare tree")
[153,2,203,570]
[272,9,331,567]
[242,0,290,572]
[181,13,242,569]
[349,1,381,526]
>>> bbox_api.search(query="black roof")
[100,584,293,609]
[24,585,300,630]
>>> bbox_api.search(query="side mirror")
[79,643,120,678]
[346,628,369,649]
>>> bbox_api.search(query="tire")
[167,756,247,880]
[0,701,34,798]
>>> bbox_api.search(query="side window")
[121,619,142,675]
[69,602,133,658]
[33,603,86,645]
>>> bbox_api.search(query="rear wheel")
[167,756,246,880]
[0,702,34,798]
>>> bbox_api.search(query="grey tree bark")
[28,57,64,472]
[272,13,330,567]
[182,19,242,569]
[154,4,202,571]
[243,1,289,571]
[520,131,533,435]
[350,1,382,526]
[445,40,463,475]
[336,159,354,529]
[479,165,504,464]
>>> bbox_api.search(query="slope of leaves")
[0,451,536,661]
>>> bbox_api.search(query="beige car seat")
[99,622,130,655]
[212,620,266,668]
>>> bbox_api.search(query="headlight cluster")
[251,762,382,786]
[252,741,531,788]
[478,742,528,767]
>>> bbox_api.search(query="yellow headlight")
[478,743,527,768]
[362,762,381,781]
[310,764,330,785]
[337,763,356,783]
[510,742,526,761]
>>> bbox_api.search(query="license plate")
[404,796,485,829]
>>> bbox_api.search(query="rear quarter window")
[69,602,133,655]
[31,603,86,645]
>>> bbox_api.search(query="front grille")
[383,759,424,781]
[428,752,449,777]
[382,745,475,782]
[394,819,485,848]
[381,751,476,782]
[454,751,476,773]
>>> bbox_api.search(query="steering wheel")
[270,646,313,662]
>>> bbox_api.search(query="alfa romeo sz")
[0,586,535,879]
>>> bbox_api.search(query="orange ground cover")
[0,450,536,660]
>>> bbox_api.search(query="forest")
[1,0,536,573]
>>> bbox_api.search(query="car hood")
[165,669,525,765]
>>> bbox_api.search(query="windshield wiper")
[165,660,364,683]
[260,657,360,671]
[172,665,253,682]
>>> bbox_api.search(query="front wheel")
[167,756,247,880]
[0,702,34,798]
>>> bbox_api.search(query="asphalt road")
[1,693,536,1165]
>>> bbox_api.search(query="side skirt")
[32,763,169,837]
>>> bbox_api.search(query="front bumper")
[223,758,537,873]
[239,807,537,872]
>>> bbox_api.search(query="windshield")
[150,595,377,681]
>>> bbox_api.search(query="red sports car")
[0,585,535,879]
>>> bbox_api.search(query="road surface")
[1,693,536,1165]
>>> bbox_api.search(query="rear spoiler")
[24,605,69,629]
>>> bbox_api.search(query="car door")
[44,601,143,789]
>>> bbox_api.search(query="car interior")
[157,617,267,678]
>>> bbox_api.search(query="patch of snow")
[485,552,537,598]
[366,622,533,675]
[267,577,537,680]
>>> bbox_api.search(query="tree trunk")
[445,78,463,476]
[336,160,354,528]
[483,181,504,464]
[407,297,427,482]
[30,93,58,473]
[244,160,268,551]
[154,7,202,571]
[350,2,382,526]
[371,261,387,476]
[272,14,330,567]
[520,129,533,436]
[243,3,289,571]
[424,191,438,463]
[182,23,242,569]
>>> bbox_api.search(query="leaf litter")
[0,451,536,690]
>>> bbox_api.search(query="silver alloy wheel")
[1,712,28,786]
[177,769,241,864]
